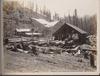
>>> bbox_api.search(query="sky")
[6,0,98,17]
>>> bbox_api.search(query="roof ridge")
[65,23,87,34]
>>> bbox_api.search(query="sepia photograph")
[0,0,100,75]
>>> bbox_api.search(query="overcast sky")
[6,0,98,17]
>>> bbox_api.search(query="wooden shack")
[15,28,31,36]
[52,21,88,44]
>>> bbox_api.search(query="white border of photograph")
[0,0,100,75]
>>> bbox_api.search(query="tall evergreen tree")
[73,9,78,27]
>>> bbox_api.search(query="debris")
[77,59,83,62]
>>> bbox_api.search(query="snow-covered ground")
[16,28,31,32]
[32,18,58,27]
[25,32,42,36]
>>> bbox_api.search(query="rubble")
[4,34,97,72]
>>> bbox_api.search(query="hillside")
[3,1,51,37]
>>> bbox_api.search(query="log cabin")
[52,21,88,44]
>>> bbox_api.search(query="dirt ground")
[4,46,96,74]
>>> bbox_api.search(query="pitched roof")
[51,21,65,34]
[52,21,87,34]
[66,23,87,34]
[32,18,58,27]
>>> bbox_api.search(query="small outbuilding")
[15,28,31,36]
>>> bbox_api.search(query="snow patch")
[25,32,42,35]
[16,28,31,32]
[32,18,58,27]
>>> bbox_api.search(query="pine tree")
[35,3,38,15]
[73,9,78,27]
[53,12,60,21]
[68,13,72,24]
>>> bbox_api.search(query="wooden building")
[52,21,88,44]
[15,28,31,36]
